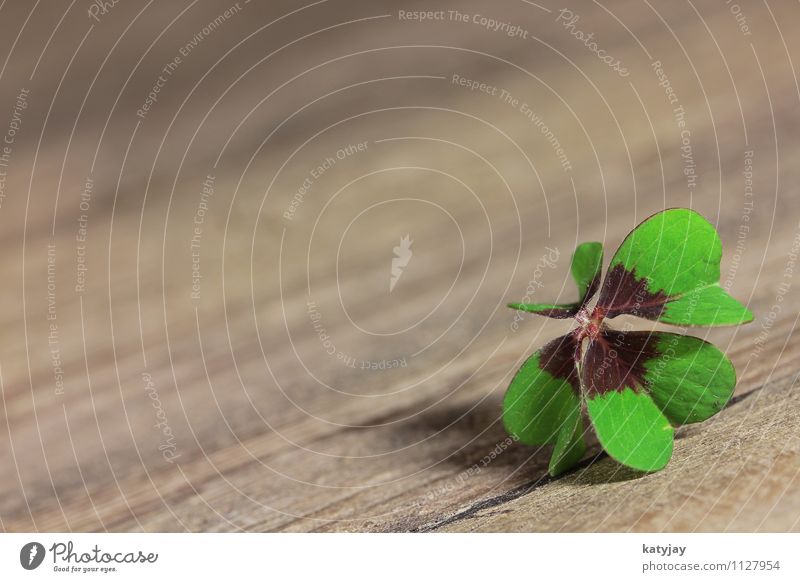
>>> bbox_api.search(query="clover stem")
[575,305,606,343]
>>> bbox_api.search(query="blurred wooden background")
[0,0,799,532]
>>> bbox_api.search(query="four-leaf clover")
[504,208,753,475]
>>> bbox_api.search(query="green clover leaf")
[597,208,753,326]
[508,241,603,319]
[505,209,751,475]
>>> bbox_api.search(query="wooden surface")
[1,0,799,532]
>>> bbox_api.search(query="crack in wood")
[410,385,765,532]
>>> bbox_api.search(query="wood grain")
[0,0,798,532]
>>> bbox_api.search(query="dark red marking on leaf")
[534,305,581,319]
[506,303,581,319]
[539,333,581,395]
[596,264,670,320]
[580,271,601,309]
[582,330,661,397]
